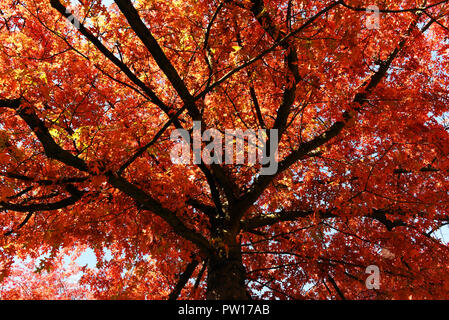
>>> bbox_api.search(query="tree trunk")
[205,243,251,300]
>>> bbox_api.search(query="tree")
[1,0,449,300]
[0,247,93,300]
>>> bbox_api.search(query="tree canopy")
[1,0,449,299]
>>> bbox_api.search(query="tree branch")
[327,274,346,300]
[113,0,201,120]
[4,100,89,172]
[241,207,407,232]
[232,12,424,224]
[112,0,242,203]
[1,98,213,254]
[168,258,200,300]
[49,0,173,115]
[0,184,84,214]
[197,1,341,99]
[106,172,213,254]
[118,105,188,175]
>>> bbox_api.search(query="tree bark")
[206,242,250,300]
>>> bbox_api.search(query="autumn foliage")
[1,0,449,300]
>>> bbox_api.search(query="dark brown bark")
[206,239,250,300]
[168,259,200,300]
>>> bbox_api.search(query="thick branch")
[1,99,212,254]
[6,101,88,171]
[112,0,241,202]
[113,0,201,120]
[106,172,212,254]
[186,198,216,217]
